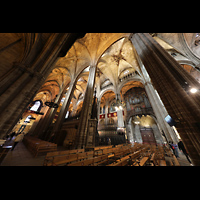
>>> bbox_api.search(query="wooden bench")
[23,136,57,157]
[94,146,113,156]
[94,145,113,151]
[93,155,109,166]
[67,157,94,166]
[113,148,131,161]
[45,149,84,158]
[129,150,142,165]
[67,154,109,166]
[108,154,130,166]
[148,145,177,166]
[133,156,149,166]
[34,143,57,157]
[150,153,156,166]
[47,151,96,166]
[43,143,180,166]
[43,149,85,165]
[67,144,137,166]
[159,160,167,166]
[50,154,79,166]
[107,146,146,166]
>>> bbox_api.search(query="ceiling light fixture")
[45,101,59,108]
[112,94,126,111]
[182,82,199,94]
[190,88,198,94]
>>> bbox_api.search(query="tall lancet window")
[30,100,41,112]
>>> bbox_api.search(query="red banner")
[107,112,117,118]
[99,111,124,119]
[99,114,105,119]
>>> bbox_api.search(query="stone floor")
[1,140,45,166]
[0,140,193,166]
[176,151,193,166]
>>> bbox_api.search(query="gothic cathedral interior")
[1,33,200,166]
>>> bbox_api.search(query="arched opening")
[30,100,42,112]
[132,115,157,145]
[24,115,32,123]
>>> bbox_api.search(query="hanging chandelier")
[112,94,126,111]
[45,101,59,108]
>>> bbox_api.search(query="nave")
[1,33,200,165]
[1,136,192,166]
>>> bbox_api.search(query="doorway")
[140,128,156,145]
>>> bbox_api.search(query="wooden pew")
[108,155,130,166]
[51,154,78,166]
[67,154,109,166]
[34,144,57,157]
[107,146,145,166]
[149,145,173,166]
[46,151,96,166]
[113,148,130,162]
[94,145,113,151]
[67,157,94,166]
[150,153,156,166]
[133,157,149,166]
[44,143,179,166]
[23,136,57,157]
[67,144,135,166]
[159,160,167,166]
[129,150,142,165]
[43,149,85,166]
[94,145,113,156]
[93,155,109,166]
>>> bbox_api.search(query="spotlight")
[190,88,198,93]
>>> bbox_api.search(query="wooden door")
[140,128,156,145]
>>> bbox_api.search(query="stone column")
[116,94,124,128]
[28,105,50,136]
[86,119,98,148]
[131,33,200,165]
[152,124,164,145]
[145,82,178,143]
[130,120,136,142]
[75,65,97,149]
[53,80,76,143]
[126,99,131,111]
[37,84,69,140]
[134,124,143,143]
[0,33,83,139]
[127,118,134,144]
[132,42,177,143]
[96,77,101,120]
[105,100,109,125]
